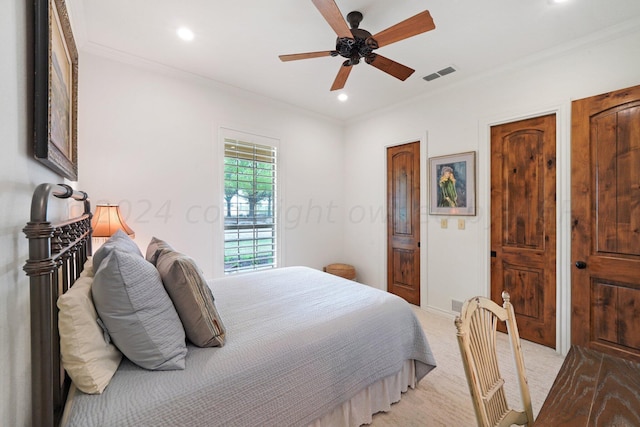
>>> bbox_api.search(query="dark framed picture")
[34,0,78,181]
[429,151,476,215]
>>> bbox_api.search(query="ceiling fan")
[279,0,436,91]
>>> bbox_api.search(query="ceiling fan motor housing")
[335,28,378,65]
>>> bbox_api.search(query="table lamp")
[92,204,135,246]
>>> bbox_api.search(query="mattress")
[62,266,436,426]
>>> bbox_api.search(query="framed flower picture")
[429,151,476,215]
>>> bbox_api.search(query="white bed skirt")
[308,360,416,427]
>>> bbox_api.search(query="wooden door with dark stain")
[387,142,420,305]
[571,84,640,362]
[491,114,557,348]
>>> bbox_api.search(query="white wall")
[0,2,72,425]
[5,5,639,423]
[342,23,640,352]
[78,53,346,277]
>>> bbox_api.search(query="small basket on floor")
[324,263,356,280]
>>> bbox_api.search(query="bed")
[24,183,437,427]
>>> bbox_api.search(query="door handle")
[575,261,587,269]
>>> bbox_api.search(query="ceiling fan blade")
[330,64,352,91]
[371,10,435,48]
[367,54,415,81]
[279,51,335,61]
[311,0,353,39]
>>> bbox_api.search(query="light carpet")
[369,306,566,426]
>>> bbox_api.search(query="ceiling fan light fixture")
[337,93,348,102]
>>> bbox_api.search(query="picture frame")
[429,151,476,216]
[34,0,79,181]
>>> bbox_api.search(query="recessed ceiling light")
[549,0,569,4]
[337,93,348,102]
[177,27,194,41]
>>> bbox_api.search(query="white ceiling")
[68,0,640,121]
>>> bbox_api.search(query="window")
[223,136,278,274]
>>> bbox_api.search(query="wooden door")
[491,114,557,348]
[571,84,640,362]
[387,142,420,305]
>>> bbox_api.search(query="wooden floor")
[535,345,640,426]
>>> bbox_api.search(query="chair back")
[454,292,534,427]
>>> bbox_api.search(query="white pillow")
[57,275,122,394]
[80,257,94,278]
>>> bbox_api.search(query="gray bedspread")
[63,266,436,427]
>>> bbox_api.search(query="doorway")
[387,141,420,305]
[490,114,557,348]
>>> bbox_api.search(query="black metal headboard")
[23,183,92,427]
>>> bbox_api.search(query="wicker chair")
[454,292,534,427]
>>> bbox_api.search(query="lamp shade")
[92,204,135,238]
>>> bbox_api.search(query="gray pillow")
[92,248,187,370]
[145,236,174,265]
[93,229,142,270]
[155,249,226,347]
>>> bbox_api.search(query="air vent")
[423,65,457,82]
[437,66,456,76]
[423,73,440,81]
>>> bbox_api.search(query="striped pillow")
[145,236,174,265]
[155,249,226,347]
